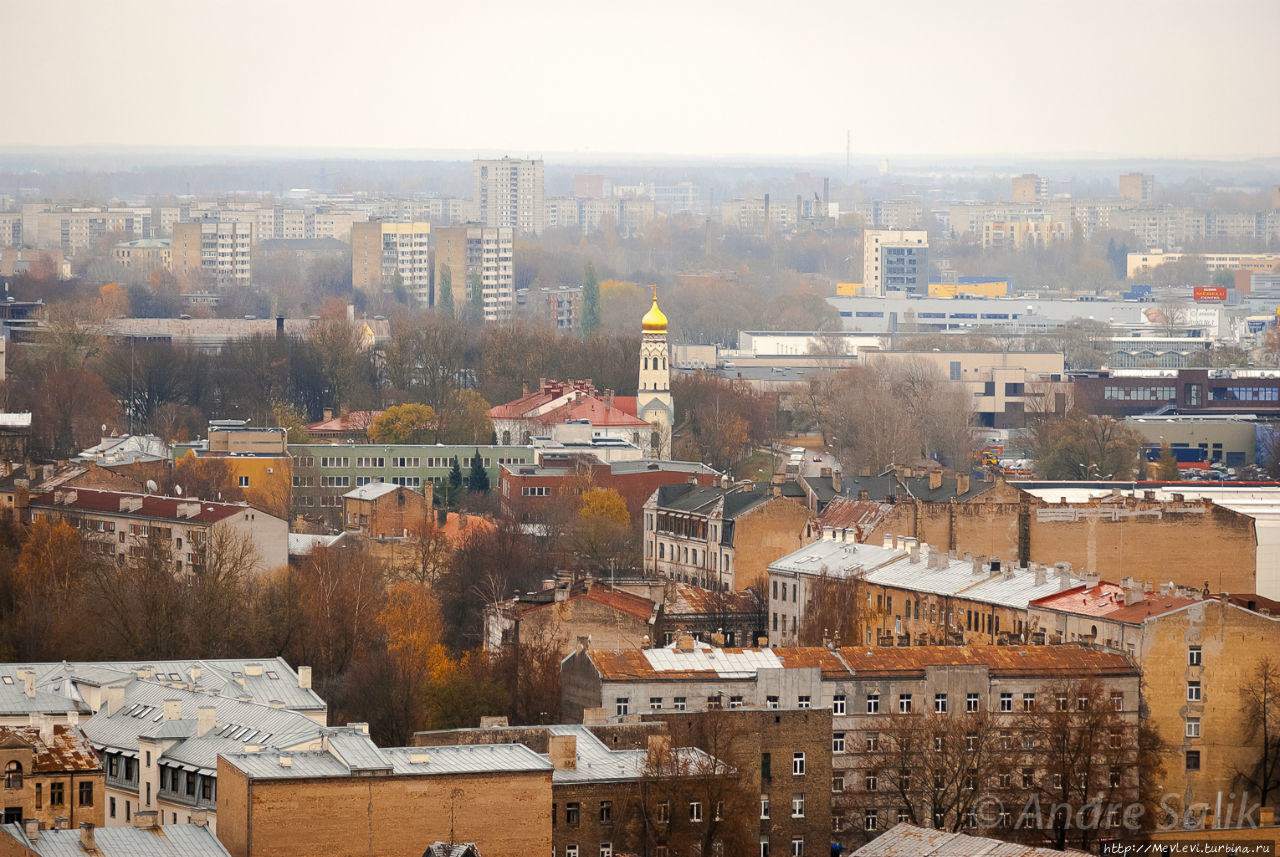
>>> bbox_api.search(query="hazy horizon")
[6,0,1278,160]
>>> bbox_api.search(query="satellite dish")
[145,480,158,493]
[101,424,107,434]
[174,485,182,496]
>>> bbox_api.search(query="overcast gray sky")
[6,0,1278,158]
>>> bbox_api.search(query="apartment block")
[433,225,515,319]
[474,157,544,236]
[171,221,253,287]
[562,643,1141,850]
[112,239,171,279]
[350,221,432,303]
[862,230,927,296]
[24,488,288,574]
[1011,174,1048,204]
[1119,172,1155,204]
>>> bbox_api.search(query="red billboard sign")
[1193,286,1227,302]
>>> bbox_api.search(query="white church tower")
[638,287,673,459]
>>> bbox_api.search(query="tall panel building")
[862,229,928,295]
[350,221,432,303]
[433,225,515,321]
[473,157,544,235]
[171,221,253,287]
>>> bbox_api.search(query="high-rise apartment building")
[1119,172,1155,204]
[473,157,544,235]
[433,225,515,321]
[171,220,253,287]
[1011,173,1048,203]
[350,221,432,303]
[862,229,928,295]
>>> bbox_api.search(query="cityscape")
[1,2,1279,856]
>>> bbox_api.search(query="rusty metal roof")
[0,725,101,773]
[589,643,1135,682]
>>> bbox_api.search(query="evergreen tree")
[438,264,454,315]
[582,261,600,334]
[468,272,484,320]
[467,449,490,492]
[448,457,463,494]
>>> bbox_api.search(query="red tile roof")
[489,380,600,420]
[1029,583,1197,623]
[520,584,657,623]
[306,410,383,435]
[612,396,638,417]
[539,397,648,428]
[30,488,253,525]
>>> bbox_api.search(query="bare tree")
[796,569,877,647]
[1236,657,1280,808]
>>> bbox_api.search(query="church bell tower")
[638,287,673,459]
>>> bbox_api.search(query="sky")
[5,0,1279,159]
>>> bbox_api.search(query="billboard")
[1193,286,1227,302]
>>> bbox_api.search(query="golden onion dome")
[642,291,668,333]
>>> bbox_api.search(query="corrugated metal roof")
[225,735,552,780]
[769,539,903,576]
[342,482,403,501]
[326,730,392,771]
[1,822,232,857]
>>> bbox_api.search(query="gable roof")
[0,725,100,773]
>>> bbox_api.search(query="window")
[1023,693,1036,711]
[647,697,663,711]
[866,732,881,751]
[109,797,116,819]
[898,809,911,825]
[760,794,771,819]
[999,692,1012,712]
[933,736,944,752]
[832,774,844,793]
[1189,646,1202,667]
[997,772,1011,789]
[762,753,771,780]
[237,475,249,487]
[730,695,744,709]
[1022,768,1034,788]
[673,697,686,711]
[833,732,845,753]
[797,695,811,709]
[1110,767,1122,788]
[965,732,978,752]
[864,809,878,831]
[865,773,878,792]
[185,774,195,796]
[3,762,20,790]
[791,793,805,818]
[79,781,93,807]
[791,838,804,857]
[1077,695,1089,711]
[1186,750,1201,771]
[767,695,779,709]
[1112,692,1125,710]
[866,694,879,714]
[615,698,629,716]
[792,753,806,776]
[690,801,703,822]
[600,845,612,857]
[967,692,979,712]
[898,694,912,713]
[832,694,846,715]
[50,782,64,807]
[34,783,41,809]
[566,802,581,825]
[566,848,578,857]
[656,802,670,823]
[1186,718,1200,738]
[935,693,948,714]
[1187,682,1201,702]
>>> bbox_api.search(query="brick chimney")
[132,810,158,829]
[298,666,312,690]
[956,473,970,496]
[23,819,37,841]
[105,685,125,716]
[548,734,577,770]
[929,470,942,491]
[78,822,95,851]
[197,706,216,737]
[162,699,181,721]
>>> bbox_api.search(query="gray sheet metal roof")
[544,724,721,784]
[1,822,232,857]
[30,658,326,713]
[80,679,323,771]
[769,539,904,577]
[0,667,91,717]
[225,734,552,780]
[852,823,1092,857]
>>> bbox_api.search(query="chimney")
[677,635,696,653]
[268,699,284,709]
[1085,571,1101,588]
[548,734,577,770]
[23,818,37,842]
[882,534,893,549]
[583,707,607,724]
[1054,562,1072,579]
[929,471,942,491]
[278,753,292,768]
[105,686,124,716]
[163,699,182,721]
[188,666,201,684]
[323,408,333,422]
[190,810,208,828]
[832,468,841,493]
[133,810,158,829]
[909,544,920,564]
[823,526,834,541]
[1034,564,1047,586]
[20,669,34,699]
[245,663,263,677]
[197,706,216,737]
[298,666,312,690]
[79,822,95,851]
[54,818,67,831]
[66,711,78,728]
[956,473,970,496]
[972,556,983,575]
[38,715,53,747]
[1124,586,1144,606]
